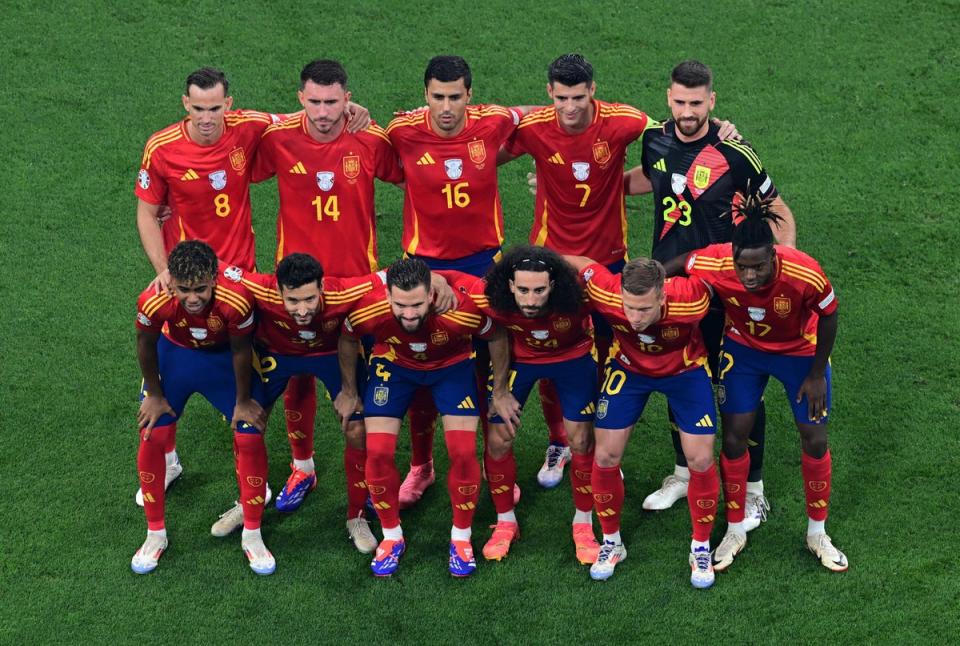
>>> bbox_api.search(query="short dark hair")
[485,245,584,314]
[621,258,666,297]
[185,67,229,95]
[386,258,431,292]
[300,59,348,90]
[548,54,594,87]
[424,55,472,89]
[730,192,783,260]
[168,241,218,284]
[276,253,324,291]
[671,60,712,91]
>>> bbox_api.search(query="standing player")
[335,259,504,577]
[133,67,274,505]
[466,246,601,564]
[684,197,847,572]
[384,56,521,508]
[499,54,652,487]
[625,60,796,523]
[250,59,403,515]
[131,241,272,575]
[564,255,720,588]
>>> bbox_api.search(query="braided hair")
[730,192,784,261]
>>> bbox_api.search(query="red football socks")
[284,375,316,461]
[234,431,269,530]
[444,430,481,529]
[344,445,368,518]
[365,433,401,529]
[802,449,832,521]
[138,424,173,531]
[408,388,437,468]
[569,451,595,512]
[483,449,517,513]
[592,462,624,535]
[720,452,750,523]
[538,380,569,445]
[687,463,719,542]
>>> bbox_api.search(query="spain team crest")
[592,140,611,165]
[553,317,571,331]
[596,397,609,420]
[661,326,679,340]
[431,330,449,345]
[693,165,711,189]
[229,147,246,172]
[774,296,792,316]
[373,386,389,406]
[342,155,360,179]
[467,139,486,164]
[206,316,223,331]
[323,319,339,332]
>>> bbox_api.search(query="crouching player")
[336,259,503,577]
[132,241,271,575]
[208,253,378,553]
[566,255,720,588]
[468,246,601,563]
[684,196,848,572]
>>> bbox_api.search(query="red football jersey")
[686,244,838,357]
[238,268,379,357]
[386,105,520,259]
[506,101,652,266]
[252,114,404,275]
[135,271,255,350]
[582,263,709,377]
[136,110,277,270]
[460,275,594,364]
[343,278,494,370]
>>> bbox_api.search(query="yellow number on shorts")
[375,363,391,382]
[575,183,591,207]
[214,193,231,218]
[717,351,734,380]
[601,367,627,396]
[312,195,341,222]
[441,182,471,208]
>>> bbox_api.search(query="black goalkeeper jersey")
[641,120,778,264]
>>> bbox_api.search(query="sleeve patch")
[223,266,244,282]
[138,169,150,190]
[237,313,255,329]
[818,289,835,310]
[137,312,152,327]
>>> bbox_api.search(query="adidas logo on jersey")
[653,158,667,172]
[457,396,476,410]
[180,169,199,181]
[548,152,565,164]
[694,414,714,428]
[416,152,435,166]
[289,161,307,174]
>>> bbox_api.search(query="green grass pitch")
[1,0,958,643]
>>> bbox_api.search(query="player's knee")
[343,420,365,448]
[686,451,714,472]
[799,426,828,458]
[593,444,622,468]
[565,423,593,454]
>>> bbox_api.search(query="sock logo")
[368,484,386,495]
[697,514,715,523]
[246,476,264,487]
[457,485,478,496]
[808,499,828,509]
[574,469,591,480]
[490,485,510,495]
[724,483,742,494]
[696,499,716,509]
[454,502,476,510]
[284,409,303,422]
[487,473,505,483]
[139,471,156,484]
[593,493,613,504]
[808,480,827,492]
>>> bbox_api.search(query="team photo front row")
[131,201,846,587]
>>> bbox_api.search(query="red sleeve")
[136,287,171,331]
[135,151,168,206]
[373,133,404,184]
[684,244,726,284]
[251,131,277,183]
